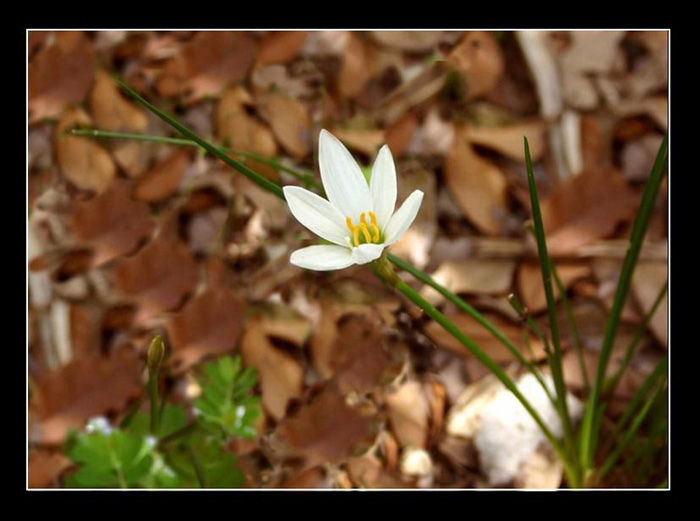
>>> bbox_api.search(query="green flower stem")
[579,135,667,471]
[372,256,580,486]
[157,422,198,450]
[114,77,285,199]
[188,446,207,488]
[148,371,160,435]
[69,128,322,192]
[603,281,667,398]
[523,138,577,467]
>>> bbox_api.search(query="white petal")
[369,144,397,231]
[351,243,386,265]
[383,190,424,245]
[283,186,348,246]
[318,129,371,220]
[290,245,354,271]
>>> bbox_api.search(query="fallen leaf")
[517,261,591,314]
[385,111,419,159]
[70,180,154,267]
[256,93,311,158]
[420,259,517,305]
[157,31,257,104]
[28,450,72,488]
[443,127,509,235]
[385,380,430,449]
[539,168,639,255]
[447,32,505,101]
[166,287,247,372]
[370,31,445,52]
[111,234,199,324]
[55,108,117,194]
[255,31,308,67]
[338,32,372,99]
[330,127,386,158]
[134,149,191,202]
[466,119,547,163]
[272,383,376,469]
[239,314,307,420]
[631,262,667,347]
[425,310,547,362]
[29,31,95,124]
[33,348,143,445]
[90,70,148,132]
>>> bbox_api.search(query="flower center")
[346,211,381,246]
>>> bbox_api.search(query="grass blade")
[579,135,667,469]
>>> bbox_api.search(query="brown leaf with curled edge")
[517,261,591,314]
[425,310,547,363]
[216,86,279,182]
[239,313,309,420]
[157,31,257,104]
[111,234,199,324]
[631,262,667,347]
[255,31,308,67]
[539,168,639,256]
[338,32,372,99]
[385,380,431,449]
[447,32,505,101]
[443,126,508,235]
[466,119,547,163]
[134,150,190,202]
[33,349,143,445]
[272,383,376,469]
[420,259,517,306]
[70,180,154,267]
[370,31,445,52]
[90,70,148,132]
[29,31,95,124]
[29,450,72,488]
[55,108,117,194]
[166,286,247,373]
[385,112,419,159]
[330,127,386,158]
[329,314,404,396]
[256,93,310,158]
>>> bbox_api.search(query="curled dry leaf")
[272,383,376,469]
[90,70,148,133]
[330,127,386,158]
[338,32,372,99]
[33,348,143,445]
[384,380,430,449]
[28,450,72,488]
[239,313,308,420]
[256,93,311,158]
[29,31,95,124]
[55,108,117,194]
[517,261,591,314]
[216,86,279,181]
[255,31,309,67]
[443,127,508,235]
[157,31,257,104]
[70,180,154,267]
[447,32,505,101]
[111,234,199,324]
[385,112,419,159]
[166,287,247,372]
[420,259,517,306]
[539,168,639,256]
[134,149,191,202]
[370,31,445,53]
[466,119,547,163]
[631,262,667,347]
[425,310,547,363]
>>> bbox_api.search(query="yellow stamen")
[369,211,377,227]
[353,225,360,246]
[360,222,372,243]
[346,217,355,235]
[371,223,380,242]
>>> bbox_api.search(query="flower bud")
[147,335,165,374]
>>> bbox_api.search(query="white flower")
[283,129,424,271]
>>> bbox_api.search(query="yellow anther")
[369,211,378,227]
[360,213,368,227]
[346,217,355,234]
[360,222,372,243]
[353,225,360,246]
[371,223,380,243]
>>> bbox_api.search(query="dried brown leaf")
[255,31,309,67]
[466,119,547,163]
[447,32,505,100]
[256,93,311,158]
[134,150,190,202]
[517,261,591,314]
